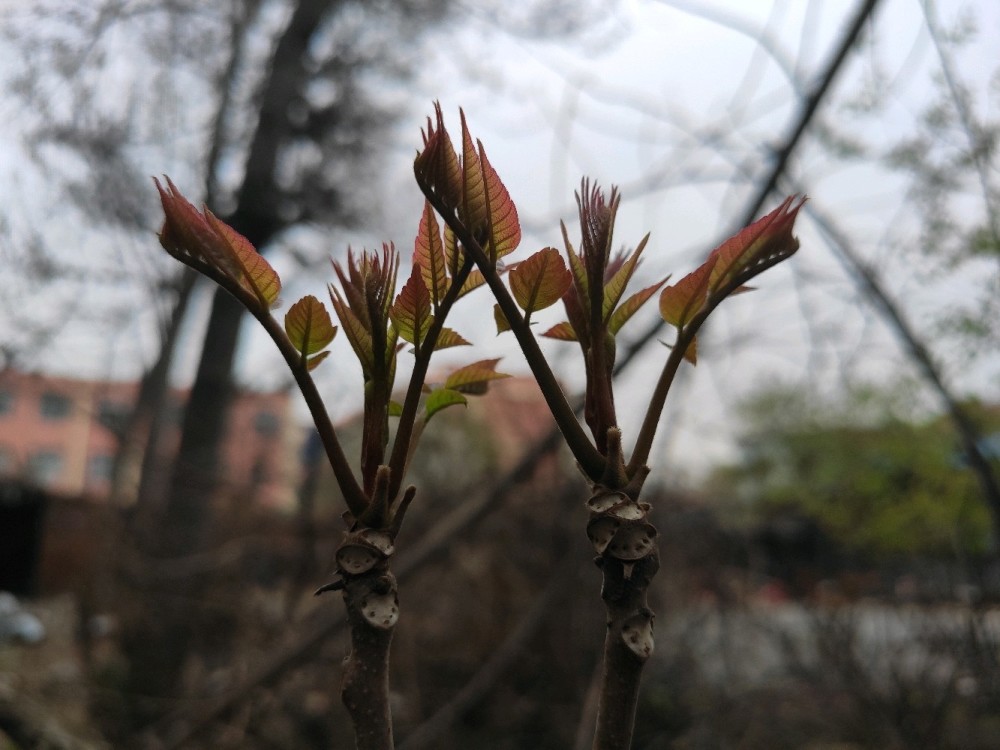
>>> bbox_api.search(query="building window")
[0,390,13,416]
[98,399,131,438]
[27,451,63,485]
[87,454,115,485]
[253,411,280,438]
[40,392,71,420]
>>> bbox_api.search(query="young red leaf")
[478,140,521,260]
[285,295,337,358]
[562,221,589,302]
[204,210,282,309]
[155,177,242,281]
[659,256,718,329]
[709,195,804,292]
[541,321,578,341]
[424,387,468,422]
[444,223,460,277]
[682,336,698,365]
[608,277,670,334]
[329,286,375,375]
[494,303,511,334]
[155,178,208,252]
[390,264,432,352]
[602,234,649,322]
[444,358,510,395]
[460,110,489,241]
[433,327,471,350]
[415,200,448,306]
[414,102,462,211]
[306,350,331,371]
[509,247,572,318]
[332,251,372,331]
[457,269,486,298]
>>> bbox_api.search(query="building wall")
[0,370,297,509]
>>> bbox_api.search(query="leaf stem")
[257,312,370,517]
[417,177,606,481]
[386,258,474,501]
[627,255,792,476]
[162,244,371,516]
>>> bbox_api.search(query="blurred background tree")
[711,381,999,557]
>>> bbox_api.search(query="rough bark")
[341,574,397,750]
[585,476,659,750]
[331,527,400,750]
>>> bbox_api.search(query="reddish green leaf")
[602,234,649,322]
[204,210,281,308]
[285,295,337,357]
[154,177,230,270]
[390,264,432,352]
[460,110,489,240]
[434,327,471,350]
[541,321,578,341]
[415,200,448,306]
[709,196,804,292]
[306,350,331,371]
[425,387,468,422]
[457,269,486,298]
[478,140,521,260]
[609,277,670,334]
[414,103,462,211]
[444,223,460,277]
[659,256,718,329]
[682,336,698,365]
[444,358,510,395]
[561,221,589,302]
[329,285,374,375]
[494,303,511,334]
[509,247,572,317]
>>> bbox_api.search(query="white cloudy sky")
[2,0,998,482]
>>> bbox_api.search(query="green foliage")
[713,383,998,556]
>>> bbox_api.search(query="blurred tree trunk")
[120,0,338,722]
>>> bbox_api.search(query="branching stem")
[387,258,474,501]
[417,177,607,481]
[162,247,369,516]
[628,255,792,475]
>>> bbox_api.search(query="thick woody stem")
[591,556,657,750]
[341,569,398,750]
[584,460,658,750]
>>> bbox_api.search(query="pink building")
[0,370,297,509]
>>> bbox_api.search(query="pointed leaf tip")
[424,388,468,422]
[709,195,805,292]
[444,358,510,395]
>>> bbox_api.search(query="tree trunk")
[120,0,338,723]
[585,483,659,750]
